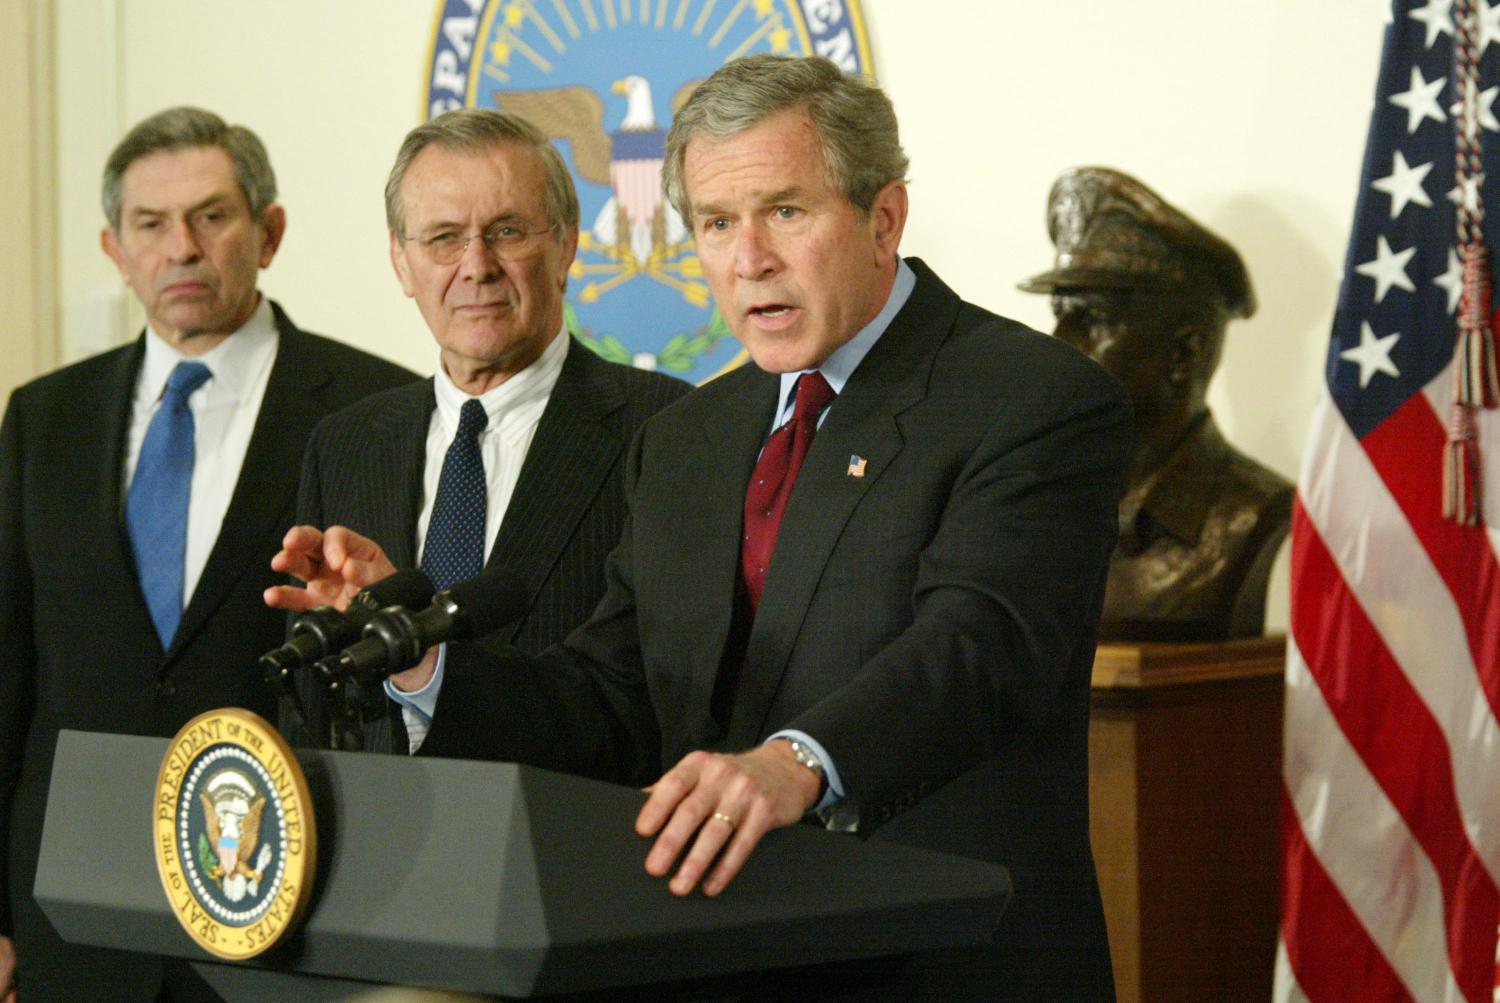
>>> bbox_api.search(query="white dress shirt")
[392,326,569,748]
[415,324,568,568]
[123,295,279,606]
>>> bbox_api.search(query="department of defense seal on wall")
[153,708,315,959]
[422,0,874,383]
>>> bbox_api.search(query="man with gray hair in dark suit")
[0,106,415,1002]
[267,109,688,754]
[273,59,1128,999]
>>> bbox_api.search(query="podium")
[1088,637,1285,1003]
[35,730,1010,998]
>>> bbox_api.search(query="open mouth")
[749,304,796,319]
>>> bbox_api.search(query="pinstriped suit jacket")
[288,336,689,752]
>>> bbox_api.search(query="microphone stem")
[262,653,319,749]
[329,676,367,752]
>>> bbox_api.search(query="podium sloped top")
[36,730,1009,996]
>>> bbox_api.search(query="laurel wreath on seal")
[566,301,733,375]
[197,833,218,875]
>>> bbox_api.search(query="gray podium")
[35,729,1010,999]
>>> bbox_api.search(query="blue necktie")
[127,361,213,647]
[421,398,488,591]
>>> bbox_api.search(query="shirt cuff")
[767,729,844,814]
[383,643,447,753]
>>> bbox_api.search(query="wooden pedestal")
[1088,637,1285,1003]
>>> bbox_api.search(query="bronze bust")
[1021,167,1292,642]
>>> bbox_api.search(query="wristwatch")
[786,738,829,802]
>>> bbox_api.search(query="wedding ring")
[711,811,736,828]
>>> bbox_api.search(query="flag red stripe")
[1291,501,1497,1002]
[1363,392,1500,712]
[1283,634,1453,998]
[1280,787,1416,1002]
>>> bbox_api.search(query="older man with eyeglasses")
[266,110,688,755]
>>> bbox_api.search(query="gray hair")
[663,55,908,222]
[102,107,277,230]
[384,109,580,239]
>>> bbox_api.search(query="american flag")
[1276,3,1500,1001]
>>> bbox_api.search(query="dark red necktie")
[741,371,836,610]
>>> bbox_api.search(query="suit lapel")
[362,384,432,757]
[171,308,331,659]
[98,339,163,643]
[727,262,962,745]
[486,339,626,641]
[674,365,781,733]
[359,381,431,569]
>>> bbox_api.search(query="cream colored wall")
[868,1,1380,483]
[39,0,1385,626]
[50,0,437,369]
[1,0,58,391]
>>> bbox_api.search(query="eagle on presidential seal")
[196,768,273,902]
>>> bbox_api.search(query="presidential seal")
[422,0,874,383]
[153,708,315,960]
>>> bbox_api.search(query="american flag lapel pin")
[847,455,867,478]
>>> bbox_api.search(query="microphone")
[260,568,436,682]
[315,565,529,687]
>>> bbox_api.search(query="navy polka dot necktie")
[421,397,488,591]
[126,360,213,647]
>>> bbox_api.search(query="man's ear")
[390,231,416,297]
[101,226,127,275]
[868,180,909,261]
[257,204,288,267]
[558,224,580,291]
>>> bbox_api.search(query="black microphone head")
[436,565,530,641]
[353,568,435,612]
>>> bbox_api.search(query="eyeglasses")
[403,220,559,265]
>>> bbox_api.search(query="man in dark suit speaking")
[271,110,688,754]
[271,58,1130,999]
[0,108,415,1001]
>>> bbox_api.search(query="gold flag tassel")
[1444,393,1482,525]
[1444,245,1498,525]
[1458,245,1500,408]
[1446,3,1499,525]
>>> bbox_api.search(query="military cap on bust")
[1019,166,1256,319]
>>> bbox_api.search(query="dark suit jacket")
[421,260,1132,999]
[288,336,689,752]
[0,303,415,1001]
